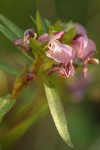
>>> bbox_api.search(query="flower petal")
[74,23,87,35]
[38,33,50,43]
[80,39,96,59]
[71,34,88,57]
[48,31,64,44]
[23,29,35,42]
[46,41,74,63]
[58,62,75,78]
[87,58,99,64]
[13,37,31,51]
[13,37,23,46]
[47,63,75,78]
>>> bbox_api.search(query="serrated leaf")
[36,11,43,35]
[0,14,23,36]
[0,24,15,41]
[62,27,77,44]
[0,60,18,76]
[44,82,73,148]
[0,95,16,119]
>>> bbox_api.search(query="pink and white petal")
[72,34,88,57]
[46,41,74,63]
[80,39,96,59]
[48,31,64,45]
[38,33,50,43]
[74,23,87,35]
[46,49,54,58]
[56,42,75,58]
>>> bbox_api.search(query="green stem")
[11,56,44,99]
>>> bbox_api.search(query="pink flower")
[38,31,64,43]
[13,23,99,79]
[13,37,32,52]
[38,31,74,64]
[46,41,74,63]
[48,31,64,44]
[38,33,50,43]
[72,35,96,60]
[74,23,87,35]
[71,23,99,77]
[72,23,97,60]
[47,62,75,78]
[45,31,74,63]
[58,62,75,78]
[14,29,35,52]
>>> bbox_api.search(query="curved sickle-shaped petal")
[38,33,50,43]
[46,41,74,63]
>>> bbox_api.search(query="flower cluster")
[14,23,99,78]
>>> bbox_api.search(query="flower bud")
[23,29,35,42]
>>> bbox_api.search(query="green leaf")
[0,14,23,36]
[0,24,15,41]
[49,26,55,34]
[62,27,77,44]
[29,15,36,25]
[0,15,33,61]
[0,71,8,97]
[0,60,18,76]
[45,19,52,28]
[0,95,16,119]
[41,17,48,33]
[19,49,34,62]
[36,11,43,35]
[30,38,44,55]
[44,82,73,148]
[53,20,63,31]
[63,21,74,32]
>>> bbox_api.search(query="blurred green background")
[0,0,100,150]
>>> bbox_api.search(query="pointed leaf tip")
[36,11,43,35]
[44,82,73,148]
